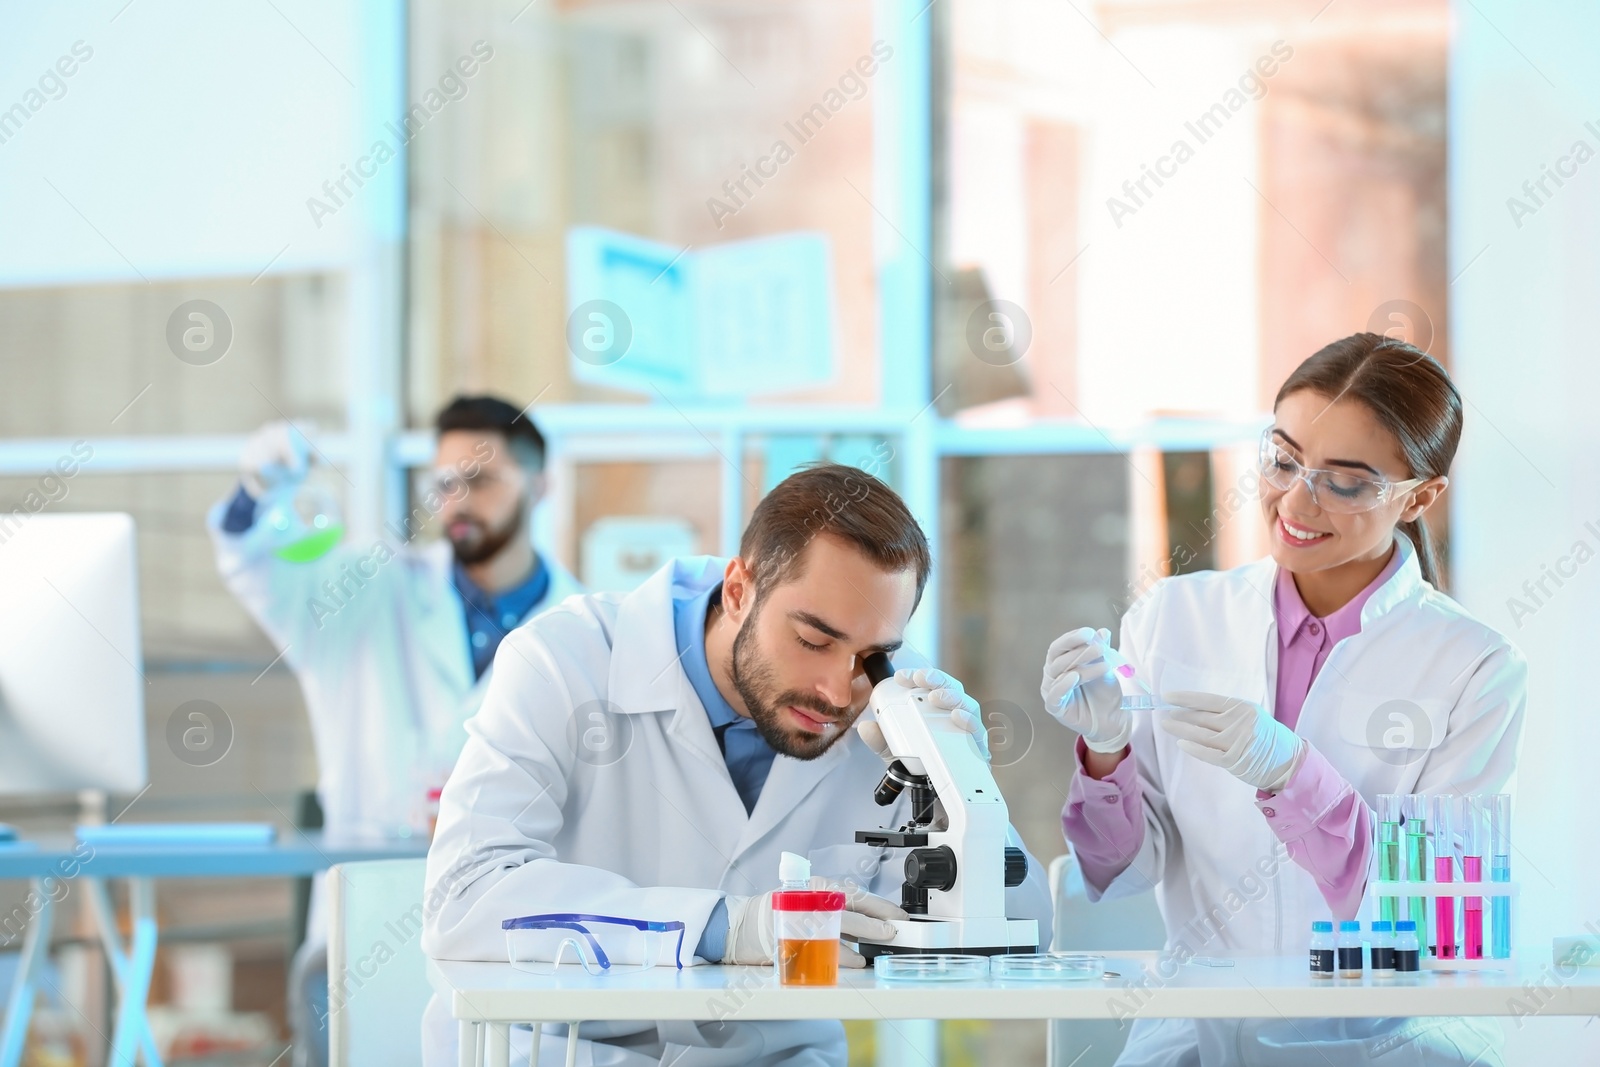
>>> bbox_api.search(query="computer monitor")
[0,512,147,795]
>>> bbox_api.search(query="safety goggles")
[502,913,686,975]
[1258,432,1423,515]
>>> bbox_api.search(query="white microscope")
[850,652,1039,959]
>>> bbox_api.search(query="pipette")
[1101,646,1158,712]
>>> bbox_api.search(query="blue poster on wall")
[565,226,836,400]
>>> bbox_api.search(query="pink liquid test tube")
[1461,795,1486,959]
[1431,794,1456,959]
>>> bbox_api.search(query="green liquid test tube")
[1403,794,1429,949]
[1376,794,1402,924]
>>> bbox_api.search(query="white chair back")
[327,858,431,1067]
[1046,852,1167,1067]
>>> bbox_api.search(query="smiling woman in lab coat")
[1046,333,1526,1066]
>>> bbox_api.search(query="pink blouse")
[1061,549,1403,920]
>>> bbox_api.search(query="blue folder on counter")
[76,823,278,847]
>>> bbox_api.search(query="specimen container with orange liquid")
[773,889,845,985]
[770,851,845,986]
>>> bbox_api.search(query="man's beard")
[448,496,525,566]
[729,598,853,760]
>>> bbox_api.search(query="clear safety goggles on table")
[502,913,686,975]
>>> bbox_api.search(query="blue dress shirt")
[452,558,551,679]
[675,581,781,962]
[672,582,778,815]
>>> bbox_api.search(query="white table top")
[429,952,1600,1023]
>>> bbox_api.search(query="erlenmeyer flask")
[258,466,344,562]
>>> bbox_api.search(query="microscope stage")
[853,917,1039,959]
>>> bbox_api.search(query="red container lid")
[771,890,846,912]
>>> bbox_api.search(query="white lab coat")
[421,556,1053,1066]
[207,496,583,939]
[1095,535,1525,1066]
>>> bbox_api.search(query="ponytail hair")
[1275,333,1461,588]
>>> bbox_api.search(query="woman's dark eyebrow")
[1271,429,1381,475]
[789,610,902,654]
[1326,458,1381,475]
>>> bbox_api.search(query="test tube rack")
[1368,879,1520,971]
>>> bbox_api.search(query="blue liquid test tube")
[1489,793,1512,959]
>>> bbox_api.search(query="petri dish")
[990,953,1106,981]
[873,954,990,982]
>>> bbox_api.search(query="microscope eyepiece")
[862,651,894,687]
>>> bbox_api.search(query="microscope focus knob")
[904,845,957,892]
[1004,845,1028,888]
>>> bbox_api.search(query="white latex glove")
[822,878,909,969]
[239,420,310,498]
[721,885,906,968]
[1158,690,1306,793]
[723,892,777,965]
[1040,627,1130,754]
[854,667,989,761]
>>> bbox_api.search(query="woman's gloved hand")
[1159,690,1306,793]
[1040,627,1130,753]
